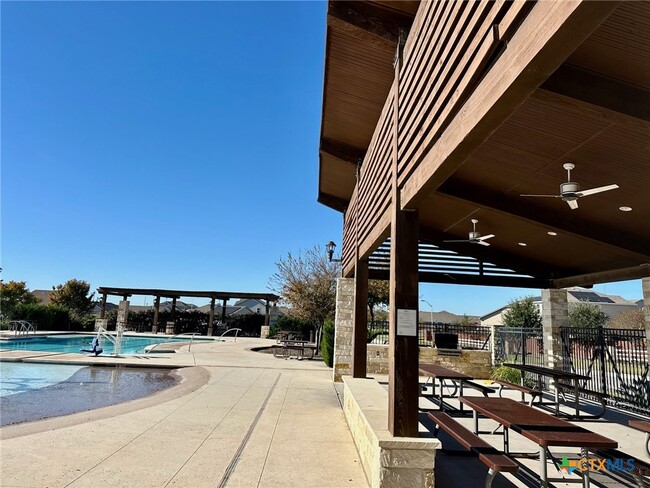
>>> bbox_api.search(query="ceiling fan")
[443,219,495,246]
[520,162,619,210]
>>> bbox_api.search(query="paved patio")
[1,337,648,487]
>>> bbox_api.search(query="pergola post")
[641,277,650,362]
[207,297,216,336]
[221,299,228,324]
[261,300,271,339]
[152,295,160,334]
[352,258,368,378]
[99,293,107,319]
[388,30,419,437]
[166,297,177,335]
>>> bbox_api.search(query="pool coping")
[0,365,210,440]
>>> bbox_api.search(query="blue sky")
[1,2,643,315]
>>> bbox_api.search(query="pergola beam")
[551,263,650,289]
[437,181,650,258]
[320,137,365,165]
[540,64,650,126]
[369,268,551,289]
[327,1,414,46]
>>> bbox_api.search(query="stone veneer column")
[490,324,498,366]
[260,326,270,339]
[333,277,354,382]
[641,277,650,361]
[542,289,568,371]
[94,318,108,332]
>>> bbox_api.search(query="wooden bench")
[428,411,518,488]
[555,382,609,418]
[595,448,650,487]
[629,420,650,457]
[494,380,543,406]
[463,380,497,397]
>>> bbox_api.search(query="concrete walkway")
[0,338,368,488]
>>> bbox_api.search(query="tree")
[0,281,37,317]
[502,296,542,328]
[269,246,341,346]
[368,280,389,323]
[50,279,95,319]
[608,309,645,330]
[568,302,609,328]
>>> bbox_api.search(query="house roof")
[32,289,53,305]
[420,310,479,324]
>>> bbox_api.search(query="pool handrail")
[218,328,242,342]
[147,332,198,352]
[95,325,125,356]
[9,320,38,336]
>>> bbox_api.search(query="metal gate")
[560,327,649,415]
[494,327,544,366]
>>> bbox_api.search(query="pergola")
[96,287,280,335]
[318,1,650,437]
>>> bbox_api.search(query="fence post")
[598,326,607,395]
[490,325,498,366]
[643,277,650,362]
[521,327,527,366]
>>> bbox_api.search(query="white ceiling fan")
[443,219,495,246]
[520,162,619,210]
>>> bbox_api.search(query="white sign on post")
[396,308,417,337]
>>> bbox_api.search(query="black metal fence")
[368,321,491,350]
[560,327,649,415]
[494,327,545,366]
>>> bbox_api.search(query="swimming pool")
[0,334,213,355]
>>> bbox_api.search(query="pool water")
[0,334,210,355]
[0,362,83,396]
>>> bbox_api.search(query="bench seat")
[495,380,543,405]
[629,420,650,457]
[463,380,496,397]
[555,382,608,418]
[428,411,518,487]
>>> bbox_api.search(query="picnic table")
[460,396,617,488]
[273,339,315,360]
[504,363,594,418]
[419,363,494,413]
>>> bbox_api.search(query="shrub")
[10,303,73,330]
[503,296,542,328]
[569,302,608,328]
[321,318,335,367]
[491,365,535,388]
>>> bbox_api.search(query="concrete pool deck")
[0,338,368,487]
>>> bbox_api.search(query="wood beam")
[318,192,348,213]
[369,268,551,289]
[327,1,414,45]
[401,1,619,209]
[353,258,369,378]
[551,263,650,289]
[100,293,107,319]
[207,297,215,336]
[320,138,365,165]
[438,180,650,258]
[540,64,650,126]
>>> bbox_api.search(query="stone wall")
[342,377,440,488]
[260,325,270,339]
[366,345,492,379]
[333,278,354,381]
[541,289,568,370]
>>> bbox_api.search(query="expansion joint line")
[217,373,282,488]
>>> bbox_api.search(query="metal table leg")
[581,447,590,488]
[540,446,548,488]
[574,380,580,418]
[473,409,479,435]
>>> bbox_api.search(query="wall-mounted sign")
[397,308,417,336]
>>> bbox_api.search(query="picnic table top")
[503,363,591,381]
[419,363,472,380]
[459,396,617,449]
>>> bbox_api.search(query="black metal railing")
[560,327,649,415]
[367,321,491,350]
[493,327,545,367]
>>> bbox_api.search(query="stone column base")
[152,325,158,334]
[207,327,214,336]
[343,377,440,488]
[165,321,175,334]
[94,319,108,332]
[260,325,270,339]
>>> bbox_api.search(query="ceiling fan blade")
[567,199,579,210]
[520,194,561,198]
[477,241,491,246]
[443,239,470,243]
[477,234,495,241]
[576,184,619,197]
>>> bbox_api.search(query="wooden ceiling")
[318,1,650,283]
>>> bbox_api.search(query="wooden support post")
[171,297,177,322]
[221,299,228,324]
[264,300,270,327]
[353,258,369,378]
[152,296,160,334]
[207,297,216,336]
[388,29,419,437]
[100,293,107,319]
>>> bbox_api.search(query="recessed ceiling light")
[547,231,557,236]
[518,242,527,247]
[619,206,632,212]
